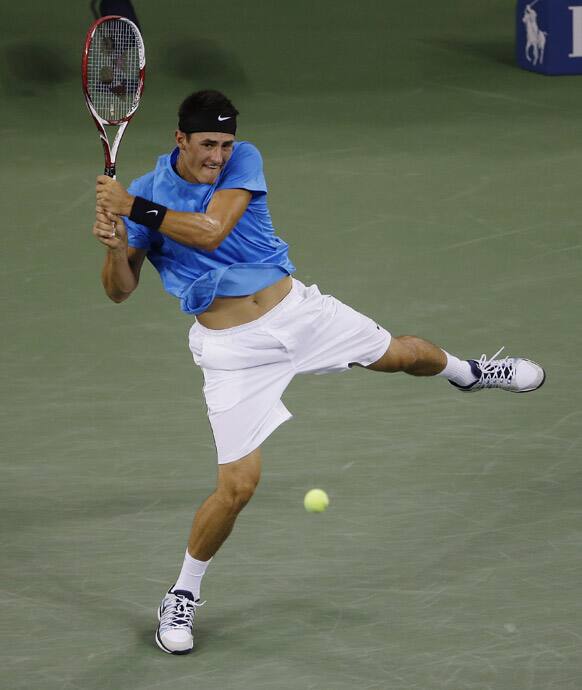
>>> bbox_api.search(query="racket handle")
[104,164,116,178]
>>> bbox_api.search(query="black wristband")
[129,196,168,231]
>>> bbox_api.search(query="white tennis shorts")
[188,279,391,464]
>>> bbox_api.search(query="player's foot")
[155,587,203,655]
[450,348,545,393]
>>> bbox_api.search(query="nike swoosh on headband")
[217,115,232,121]
[146,210,159,215]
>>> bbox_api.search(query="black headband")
[178,111,237,135]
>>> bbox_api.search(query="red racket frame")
[82,15,146,177]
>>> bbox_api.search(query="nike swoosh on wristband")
[217,115,232,121]
[146,210,159,215]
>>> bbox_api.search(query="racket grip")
[104,164,116,178]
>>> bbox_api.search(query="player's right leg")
[156,448,262,655]
[155,305,298,655]
[188,447,262,561]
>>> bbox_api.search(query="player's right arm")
[93,209,146,303]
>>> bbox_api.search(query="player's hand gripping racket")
[82,15,145,178]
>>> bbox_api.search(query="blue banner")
[516,0,582,74]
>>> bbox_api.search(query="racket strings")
[87,19,142,123]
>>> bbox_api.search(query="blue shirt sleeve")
[124,175,154,250]
[216,142,267,195]
[124,217,152,249]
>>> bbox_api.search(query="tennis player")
[93,89,545,655]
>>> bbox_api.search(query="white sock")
[173,551,211,601]
[438,351,477,386]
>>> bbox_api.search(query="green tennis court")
[2,1,581,688]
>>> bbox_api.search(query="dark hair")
[178,89,239,123]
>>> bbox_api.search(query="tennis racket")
[82,15,145,178]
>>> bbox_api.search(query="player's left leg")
[367,335,546,393]
[365,335,446,376]
[284,282,544,393]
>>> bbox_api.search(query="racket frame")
[81,15,146,177]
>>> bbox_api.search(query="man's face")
[175,131,235,184]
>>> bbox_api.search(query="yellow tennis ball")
[304,489,329,513]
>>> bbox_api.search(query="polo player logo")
[523,1,548,65]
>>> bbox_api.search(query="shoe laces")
[160,592,205,631]
[475,347,516,387]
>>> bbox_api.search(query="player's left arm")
[161,188,252,251]
[96,176,251,251]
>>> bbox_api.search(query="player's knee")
[218,470,260,513]
[368,335,417,373]
[395,336,420,372]
[227,480,258,513]
[216,448,261,512]
[235,481,257,511]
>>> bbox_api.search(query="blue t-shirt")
[124,142,296,314]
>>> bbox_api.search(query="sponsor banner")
[516,0,582,74]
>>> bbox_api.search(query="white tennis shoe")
[450,348,545,393]
[155,587,204,655]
